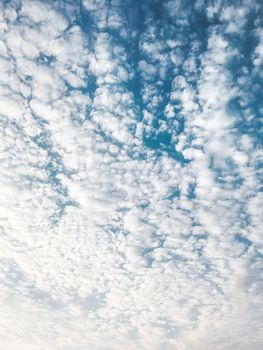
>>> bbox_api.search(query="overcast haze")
[0,0,262,349]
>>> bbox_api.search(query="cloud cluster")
[0,0,262,349]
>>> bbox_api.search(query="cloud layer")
[0,1,262,349]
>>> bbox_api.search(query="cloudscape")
[0,0,262,349]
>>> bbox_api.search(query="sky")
[0,0,262,349]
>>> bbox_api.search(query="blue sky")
[0,0,262,349]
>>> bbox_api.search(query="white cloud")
[0,1,262,350]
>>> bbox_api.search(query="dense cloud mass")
[0,0,262,349]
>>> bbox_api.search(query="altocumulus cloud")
[0,0,262,349]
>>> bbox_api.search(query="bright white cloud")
[0,1,262,350]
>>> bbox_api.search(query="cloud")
[0,0,262,350]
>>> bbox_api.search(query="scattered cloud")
[0,1,262,350]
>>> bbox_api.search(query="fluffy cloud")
[0,1,262,350]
